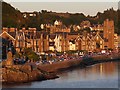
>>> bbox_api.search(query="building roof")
[0,31,15,41]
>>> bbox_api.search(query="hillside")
[2,2,25,28]
[2,2,120,34]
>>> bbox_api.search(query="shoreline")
[37,55,120,74]
[2,53,120,84]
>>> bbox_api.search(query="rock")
[43,73,59,80]
[12,65,22,70]
[1,64,58,83]
[28,70,43,81]
[6,69,28,83]
[11,64,32,73]
[16,72,28,83]
[1,68,7,82]
[20,65,32,73]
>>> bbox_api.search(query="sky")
[3,0,119,16]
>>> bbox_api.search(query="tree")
[23,48,39,61]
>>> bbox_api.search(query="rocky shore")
[1,64,58,83]
[1,53,120,83]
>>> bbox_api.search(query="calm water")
[3,61,119,88]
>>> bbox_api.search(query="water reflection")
[56,62,118,82]
[3,61,118,88]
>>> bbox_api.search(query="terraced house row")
[0,19,118,53]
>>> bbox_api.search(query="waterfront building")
[1,19,116,54]
[49,20,70,33]
[54,34,62,52]
[75,31,104,52]
[114,34,119,49]
[93,32,104,50]
[103,19,114,49]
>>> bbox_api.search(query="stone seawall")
[37,59,82,73]
[38,53,120,73]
